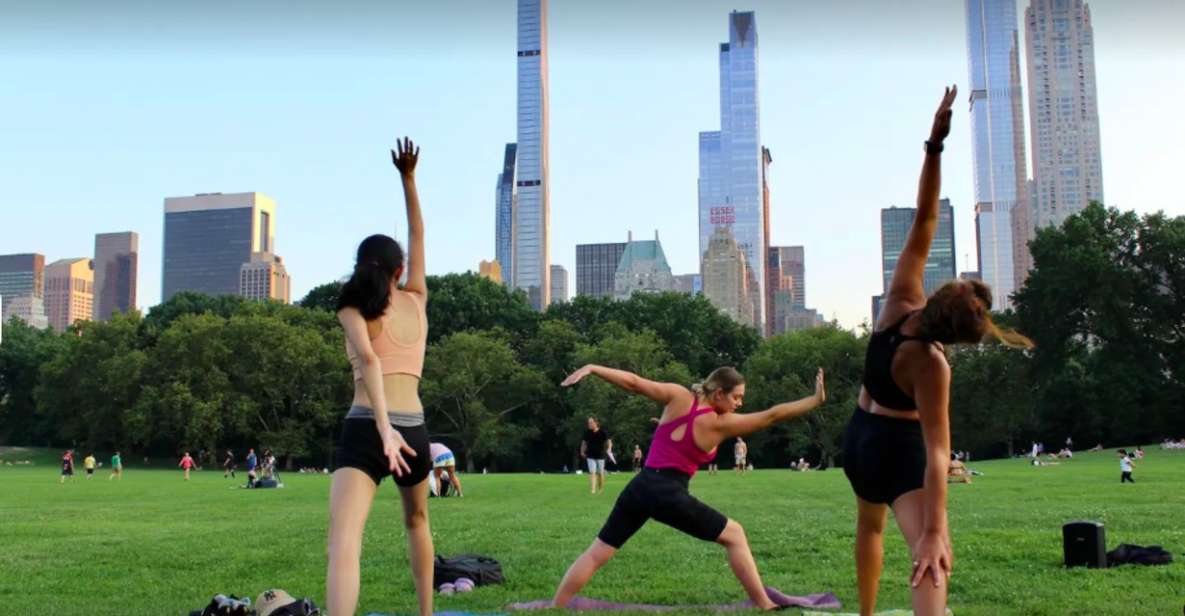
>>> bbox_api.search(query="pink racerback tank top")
[644,399,717,476]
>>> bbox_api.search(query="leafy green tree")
[1015,203,1185,445]
[742,326,864,468]
[141,292,245,340]
[222,314,350,469]
[548,292,760,376]
[35,312,146,452]
[0,318,67,445]
[129,314,234,454]
[948,344,1035,458]
[421,331,549,472]
[299,281,343,312]
[425,273,538,346]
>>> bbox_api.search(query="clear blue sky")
[1,0,1182,328]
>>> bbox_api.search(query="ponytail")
[336,235,404,320]
[985,318,1034,350]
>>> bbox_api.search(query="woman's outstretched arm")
[885,86,958,314]
[562,364,686,406]
[713,369,826,439]
[391,137,427,296]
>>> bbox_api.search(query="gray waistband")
[346,405,425,428]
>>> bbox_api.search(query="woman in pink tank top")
[551,364,826,610]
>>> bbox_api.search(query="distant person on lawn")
[108,451,123,481]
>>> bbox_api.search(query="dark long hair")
[336,235,404,320]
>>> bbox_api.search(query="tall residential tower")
[1025,0,1104,232]
[698,11,766,331]
[513,0,550,310]
[965,0,1029,309]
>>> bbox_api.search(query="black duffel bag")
[433,554,504,586]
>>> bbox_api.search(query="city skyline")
[2,1,1182,329]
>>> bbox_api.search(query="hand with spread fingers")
[391,136,420,178]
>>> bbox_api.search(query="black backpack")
[1106,544,1174,567]
[433,554,504,586]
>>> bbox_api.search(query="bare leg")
[432,467,443,496]
[398,479,434,616]
[326,468,377,616]
[716,519,777,610]
[855,497,889,616]
[892,489,948,616]
[598,469,606,494]
[447,465,463,496]
[553,539,617,607]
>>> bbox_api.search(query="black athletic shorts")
[597,467,728,549]
[842,406,927,505]
[334,417,431,487]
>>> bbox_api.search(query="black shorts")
[62,468,73,476]
[86,469,94,475]
[842,406,926,505]
[333,417,431,487]
[597,467,728,549]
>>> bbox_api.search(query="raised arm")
[392,137,426,296]
[713,369,826,440]
[910,351,953,589]
[562,364,687,406]
[886,86,957,311]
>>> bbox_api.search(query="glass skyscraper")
[513,0,550,310]
[698,11,766,331]
[881,200,957,296]
[1025,0,1104,230]
[965,0,1028,310]
[162,192,276,301]
[575,242,627,298]
[495,143,517,287]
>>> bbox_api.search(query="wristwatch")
[925,140,944,155]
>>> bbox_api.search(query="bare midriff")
[351,374,423,415]
[858,387,921,421]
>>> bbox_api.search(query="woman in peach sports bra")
[551,365,826,611]
[326,137,434,616]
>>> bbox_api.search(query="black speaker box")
[1063,520,1106,568]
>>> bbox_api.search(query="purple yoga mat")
[508,586,841,611]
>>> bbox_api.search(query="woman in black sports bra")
[841,86,1031,616]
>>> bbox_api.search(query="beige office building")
[701,227,754,328]
[1024,0,1104,264]
[479,260,504,284]
[45,258,94,331]
[239,252,290,303]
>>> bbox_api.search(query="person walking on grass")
[632,445,643,472]
[580,417,612,495]
[223,450,237,479]
[551,364,826,611]
[1118,450,1135,483]
[179,452,195,481]
[734,437,748,475]
[83,453,97,479]
[59,450,75,484]
[326,137,434,616]
[840,86,1033,616]
[108,451,122,481]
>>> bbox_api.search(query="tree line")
[1,204,1180,470]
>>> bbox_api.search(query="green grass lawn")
[1,449,1183,615]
